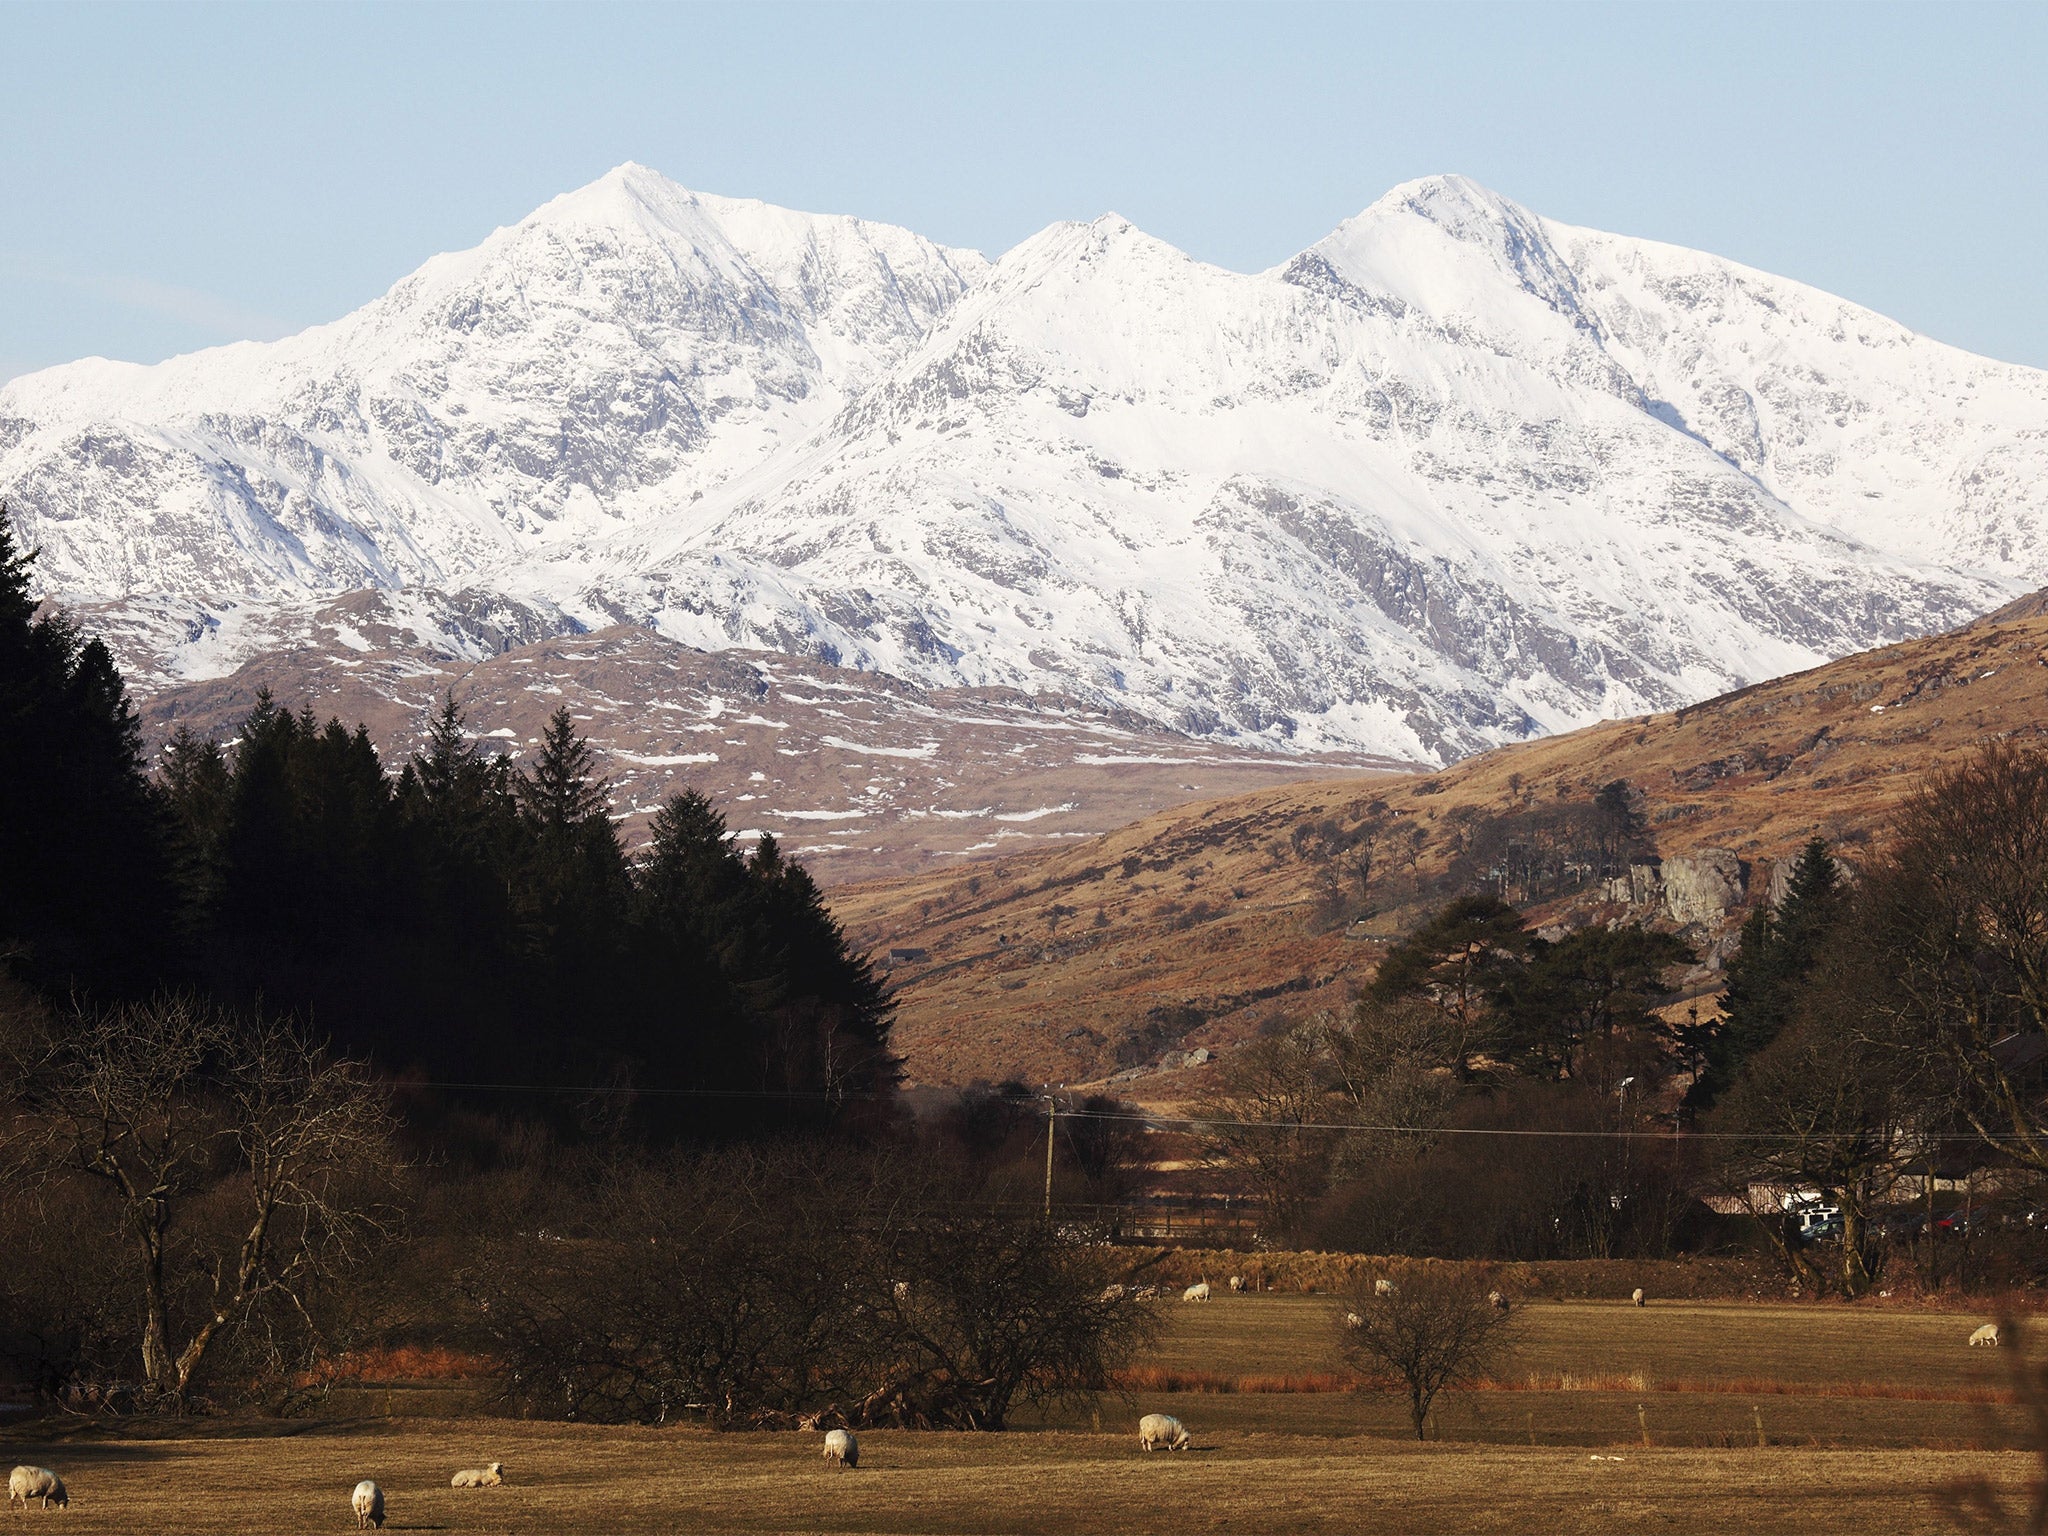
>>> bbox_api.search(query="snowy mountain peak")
[1300,173,1591,335]
[5,172,2047,765]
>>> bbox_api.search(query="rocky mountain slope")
[136,617,1393,884]
[9,167,2045,761]
[833,594,2048,1091]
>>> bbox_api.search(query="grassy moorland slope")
[835,601,2048,1090]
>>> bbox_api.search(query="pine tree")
[0,510,173,993]
[1367,895,1531,1079]
[517,707,613,833]
[1688,838,1845,1108]
[159,727,233,934]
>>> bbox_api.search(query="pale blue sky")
[3,2,2043,382]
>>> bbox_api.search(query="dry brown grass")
[11,1297,2043,1531]
[297,1345,494,1386]
[0,1421,2025,1535]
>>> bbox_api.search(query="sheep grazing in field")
[1631,1288,1646,1308]
[1374,1278,1395,1297]
[1344,1312,1364,1331]
[1139,1412,1192,1452]
[451,1461,504,1488]
[351,1480,384,1529]
[1228,1275,1245,1294]
[1970,1323,2001,1348]
[1183,1281,1211,1303]
[822,1428,860,1468]
[893,1280,912,1303]
[1489,1290,1509,1313]
[8,1466,67,1511]
[1100,1283,1127,1302]
[1133,1284,1161,1300]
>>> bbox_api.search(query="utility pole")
[1043,1090,1061,1218]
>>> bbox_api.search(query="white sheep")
[1182,1281,1211,1303]
[1970,1323,2001,1347]
[1227,1275,1244,1294]
[8,1466,67,1511]
[352,1480,384,1529]
[451,1461,504,1487]
[822,1428,860,1468]
[892,1280,911,1303]
[1374,1277,1395,1297]
[1344,1311,1363,1330]
[1100,1283,1127,1302]
[1488,1290,1509,1312]
[1138,1412,1191,1451]
[1134,1284,1161,1300]
[1631,1288,1646,1308]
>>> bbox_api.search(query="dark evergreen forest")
[0,518,896,1142]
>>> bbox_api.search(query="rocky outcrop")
[1661,850,1748,926]
[1603,850,1748,927]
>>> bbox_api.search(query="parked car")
[1791,1203,1842,1244]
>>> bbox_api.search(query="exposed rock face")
[1603,862,1668,908]
[1661,850,1748,926]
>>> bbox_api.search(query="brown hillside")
[835,601,2048,1092]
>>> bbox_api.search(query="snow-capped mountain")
[5,165,2044,762]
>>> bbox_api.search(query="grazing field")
[5,1298,2038,1534]
[0,1423,2026,1535]
[1098,1294,2039,1449]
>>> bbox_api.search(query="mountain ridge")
[6,165,2044,763]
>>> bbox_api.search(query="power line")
[1056,1106,2013,1144]
[393,1079,2026,1144]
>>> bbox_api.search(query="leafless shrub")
[459,1149,1157,1430]
[1332,1265,1518,1439]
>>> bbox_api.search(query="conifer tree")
[0,510,172,993]
[1688,838,1844,1108]
[1367,895,1531,1079]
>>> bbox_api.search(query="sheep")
[1343,1311,1363,1330]
[1227,1275,1244,1294]
[1970,1323,2001,1348]
[822,1428,860,1469]
[8,1466,67,1511]
[1100,1283,1127,1302]
[892,1280,912,1303]
[1182,1281,1211,1303]
[352,1480,384,1530]
[1138,1412,1192,1451]
[1488,1290,1509,1313]
[451,1461,504,1488]
[1631,1288,1646,1308]
[1374,1277,1395,1297]
[1133,1284,1161,1300]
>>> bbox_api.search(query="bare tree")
[10,995,399,1407]
[1194,1013,1351,1236]
[1853,746,2048,1175]
[1333,1266,1517,1439]
[1706,982,1914,1298]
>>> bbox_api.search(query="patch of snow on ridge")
[820,735,942,759]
